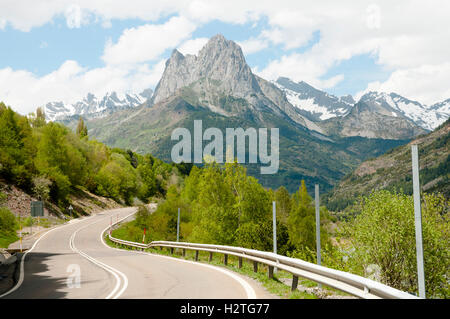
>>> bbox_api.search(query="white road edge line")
[101,210,257,299]
[68,215,129,299]
[0,215,95,299]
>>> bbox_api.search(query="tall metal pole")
[273,201,277,255]
[411,144,426,298]
[177,208,180,242]
[315,184,321,266]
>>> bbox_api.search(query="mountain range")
[273,77,449,134]
[324,118,449,212]
[46,68,449,138]
[44,89,153,121]
[48,34,449,192]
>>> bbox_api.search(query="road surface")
[1,207,274,299]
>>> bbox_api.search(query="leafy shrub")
[345,190,449,298]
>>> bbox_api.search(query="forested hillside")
[113,160,449,298]
[324,118,450,212]
[0,102,189,212]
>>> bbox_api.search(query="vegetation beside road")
[0,102,188,218]
[112,160,449,298]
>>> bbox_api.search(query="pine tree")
[76,116,88,138]
[287,180,316,250]
[29,107,46,128]
[274,186,292,225]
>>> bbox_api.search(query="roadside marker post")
[19,217,22,253]
[411,144,426,298]
[142,228,146,244]
[177,208,180,242]
[315,184,322,289]
[273,201,277,273]
[315,184,321,266]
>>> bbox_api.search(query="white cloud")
[358,63,450,105]
[177,37,209,56]
[65,4,89,28]
[237,38,269,55]
[102,16,197,65]
[366,4,381,30]
[0,60,166,115]
[1,0,450,111]
[256,51,346,90]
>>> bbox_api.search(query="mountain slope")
[273,78,449,135]
[151,34,322,133]
[274,77,354,121]
[358,91,448,131]
[321,101,427,139]
[81,35,409,193]
[324,119,450,211]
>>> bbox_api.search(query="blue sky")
[0,1,449,114]
[0,15,390,95]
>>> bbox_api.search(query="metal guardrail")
[107,220,419,299]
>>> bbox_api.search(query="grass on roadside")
[0,232,19,248]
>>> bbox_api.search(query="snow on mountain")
[44,89,152,121]
[274,77,354,121]
[274,76,448,131]
[359,92,449,131]
[430,98,450,115]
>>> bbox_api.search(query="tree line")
[0,102,188,209]
[116,162,449,298]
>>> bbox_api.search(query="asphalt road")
[1,207,273,299]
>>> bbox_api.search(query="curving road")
[1,207,274,299]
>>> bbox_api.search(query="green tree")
[95,153,138,205]
[0,103,35,189]
[136,155,157,200]
[35,123,87,200]
[346,190,449,298]
[288,180,315,250]
[275,186,292,225]
[76,116,88,138]
[0,207,19,248]
[189,162,237,245]
[29,107,46,128]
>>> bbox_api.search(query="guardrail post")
[268,266,274,279]
[209,252,213,262]
[224,254,228,265]
[182,248,186,257]
[253,261,258,272]
[291,275,298,291]
[170,247,174,255]
[195,250,199,261]
[238,257,242,269]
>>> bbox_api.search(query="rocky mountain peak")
[152,34,259,105]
